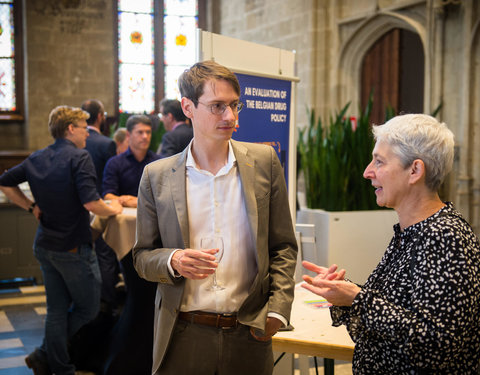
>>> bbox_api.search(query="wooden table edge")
[272,336,354,361]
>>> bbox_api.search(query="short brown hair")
[48,106,90,139]
[81,99,103,125]
[178,60,240,106]
[126,114,152,132]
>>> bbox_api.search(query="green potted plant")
[296,97,397,283]
[298,99,378,211]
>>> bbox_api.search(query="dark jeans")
[94,237,119,307]
[157,320,274,375]
[34,243,101,375]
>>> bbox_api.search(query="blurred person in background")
[0,105,122,375]
[102,115,160,208]
[113,127,128,155]
[82,99,116,194]
[157,98,193,158]
[82,99,120,315]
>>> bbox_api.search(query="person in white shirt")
[133,60,298,375]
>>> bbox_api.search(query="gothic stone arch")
[336,11,428,116]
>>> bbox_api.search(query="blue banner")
[233,73,292,186]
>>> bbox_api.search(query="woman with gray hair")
[302,114,480,373]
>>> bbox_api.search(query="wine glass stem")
[213,272,218,287]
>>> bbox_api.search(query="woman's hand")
[301,261,360,306]
[302,261,346,281]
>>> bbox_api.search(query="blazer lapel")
[232,140,258,250]
[169,148,190,249]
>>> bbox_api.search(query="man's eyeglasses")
[197,101,244,115]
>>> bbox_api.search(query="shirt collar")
[125,147,152,162]
[87,125,101,134]
[54,137,77,148]
[186,140,236,176]
[396,201,453,238]
[171,122,184,131]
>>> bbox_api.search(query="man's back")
[3,138,99,251]
[85,129,116,193]
[159,123,193,158]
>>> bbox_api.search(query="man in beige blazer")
[133,60,297,375]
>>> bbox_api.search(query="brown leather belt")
[178,311,238,329]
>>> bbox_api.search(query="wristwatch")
[28,202,36,213]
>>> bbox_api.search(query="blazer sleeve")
[265,147,298,321]
[132,163,178,285]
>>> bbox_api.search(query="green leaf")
[298,97,377,211]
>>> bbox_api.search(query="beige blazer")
[133,140,298,373]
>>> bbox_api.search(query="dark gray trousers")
[157,320,274,375]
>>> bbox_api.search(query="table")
[272,284,354,374]
[91,207,137,260]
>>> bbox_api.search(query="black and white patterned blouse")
[331,202,480,374]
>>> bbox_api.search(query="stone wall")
[216,0,323,129]
[25,0,115,150]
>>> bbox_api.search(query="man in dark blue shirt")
[103,115,160,207]
[0,106,122,375]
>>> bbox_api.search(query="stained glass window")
[118,0,154,113]
[117,0,198,114]
[118,0,152,14]
[0,1,16,112]
[164,0,198,99]
[119,12,154,64]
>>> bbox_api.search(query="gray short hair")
[372,114,454,191]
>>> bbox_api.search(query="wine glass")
[200,236,224,291]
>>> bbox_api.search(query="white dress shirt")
[167,141,287,326]
[179,141,257,313]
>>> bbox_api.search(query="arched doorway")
[360,28,424,125]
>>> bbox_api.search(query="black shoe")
[25,348,52,375]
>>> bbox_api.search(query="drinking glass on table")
[200,236,224,291]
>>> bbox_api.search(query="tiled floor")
[0,285,46,375]
[0,285,352,375]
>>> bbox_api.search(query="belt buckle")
[220,313,237,330]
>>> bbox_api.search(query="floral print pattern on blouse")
[331,202,480,374]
